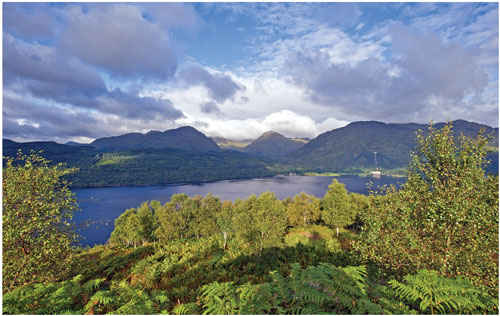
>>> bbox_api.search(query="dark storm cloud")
[199,101,222,115]
[286,26,489,122]
[178,65,244,103]
[60,4,178,80]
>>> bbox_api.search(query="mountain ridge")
[4,119,498,188]
[91,126,221,152]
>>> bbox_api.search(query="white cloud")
[175,109,348,140]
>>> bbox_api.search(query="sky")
[2,2,499,143]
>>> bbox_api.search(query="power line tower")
[371,151,381,178]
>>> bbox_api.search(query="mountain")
[3,139,98,167]
[242,131,306,159]
[285,120,498,173]
[91,126,220,152]
[65,141,90,146]
[3,132,274,187]
[211,137,254,150]
[291,137,310,143]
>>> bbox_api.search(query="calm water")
[72,175,405,247]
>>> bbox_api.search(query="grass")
[284,225,357,253]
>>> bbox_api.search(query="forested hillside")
[3,123,498,314]
[285,120,499,174]
[66,148,275,187]
[3,139,275,187]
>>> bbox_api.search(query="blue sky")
[3,2,498,143]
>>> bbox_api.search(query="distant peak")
[146,130,161,135]
[260,131,283,137]
[174,126,197,131]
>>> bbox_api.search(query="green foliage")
[285,191,321,226]
[321,179,356,236]
[349,192,370,228]
[285,225,342,253]
[216,200,234,250]
[110,202,156,247]
[2,151,80,290]
[355,122,499,294]
[3,274,104,314]
[194,194,220,238]
[389,270,498,314]
[172,302,198,315]
[201,263,386,314]
[232,192,287,254]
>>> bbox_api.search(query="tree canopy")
[321,179,356,236]
[355,122,499,294]
[286,192,321,227]
[3,151,80,290]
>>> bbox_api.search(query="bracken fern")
[389,269,498,314]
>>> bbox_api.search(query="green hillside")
[3,140,275,187]
[285,120,498,174]
[66,148,275,187]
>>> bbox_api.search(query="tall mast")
[374,152,378,171]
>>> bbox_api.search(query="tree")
[191,194,219,239]
[109,202,155,247]
[216,200,234,250]
[349,193,370,230]
[233,192,287,254]
[355,122,499,294]
[286,192,321,227]
[110,208,135,246]
[135,202,155,245]
[3,151,80,290]
[321,179,355,236]
[154,202,182,242]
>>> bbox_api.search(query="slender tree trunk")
[223,231,227,250]
[336,226,339,237]
[260,230,264,251]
